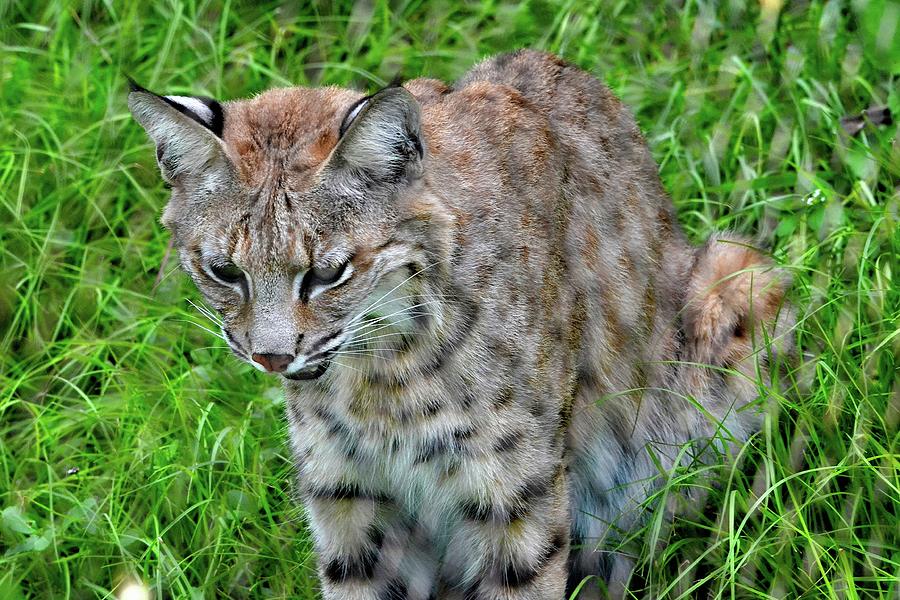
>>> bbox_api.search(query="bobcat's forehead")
[222,86,364,189]
[184,86,374,269]
[219,207,313,270]
[199,200,373,277]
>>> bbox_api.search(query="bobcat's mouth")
[283,359,332,380]
[282,339,343,380]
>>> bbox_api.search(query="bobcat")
[129,50,793,599]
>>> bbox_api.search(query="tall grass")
[1,1,897,598]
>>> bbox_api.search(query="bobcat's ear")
[127,80,232,184]
[326,86,425,192]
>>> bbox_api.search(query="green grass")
[1,1,897,598]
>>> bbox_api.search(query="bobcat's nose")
[251,353,295,373]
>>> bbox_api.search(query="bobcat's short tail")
[683,233,794,373]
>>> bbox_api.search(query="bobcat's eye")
[209,261,245,285]
[311,263,346,285]
[301,261,353,301]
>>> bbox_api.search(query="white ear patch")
[165,95,214,126]
[339,96,370,138]
[345,100,368,127]
[128,90,230,182]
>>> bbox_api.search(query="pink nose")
[251,353,294,373]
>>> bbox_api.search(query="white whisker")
[332,359,367,376]
[176,319,226,341]
[187,298,223,326]
[347,330,422,345]
[347,259,452,327]
[346,300,444,336]
[347,311,438,342]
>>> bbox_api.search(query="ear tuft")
[125,75,144,94]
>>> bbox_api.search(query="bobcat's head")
[129,82,445,380]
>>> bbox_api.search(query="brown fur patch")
[223,87,362,187]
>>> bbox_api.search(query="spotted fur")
[129,50,794,599]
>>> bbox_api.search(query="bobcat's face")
[129,84,433,379]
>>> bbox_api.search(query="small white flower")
[804,189,824,205]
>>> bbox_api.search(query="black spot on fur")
[509,473,554,521]
[454,426,475,441]
[422,398,444,418]
[323,525,384,583]
[367,523,385,549]
[459,499,493,522]
[306,482,389,503]
[323,547,379,583]
[516,473,552,504]
[493,385,515,408]
[528,399,546,418]
[415,426,475,464]
[313,406,356,443]
[493,430,522,453]
[576,364,600,390]
[380,578,408,600]
[461,470,554,524]
[501,530,566,588]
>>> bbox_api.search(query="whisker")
[341,332,424,354]
[347,330,423,345]
[176,319,226,341]
[331,350,385,358]
[347,259,453,327]
[332,359,367,376]
[347,263,439,326]
[186,298,219,320]
[333,347,414,356]
[187,298,223,326]
[346,301,444,336]
[347,311,438,341]
[348,292,458,324]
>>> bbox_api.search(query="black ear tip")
[125,74,149,94]
[387,74,405,88]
